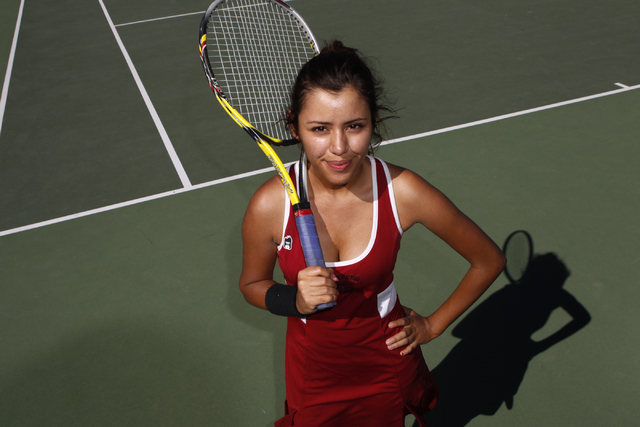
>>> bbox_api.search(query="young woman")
[239,41,506,427]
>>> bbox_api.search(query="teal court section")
[1,1,639,426]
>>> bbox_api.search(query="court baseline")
[1,83,637,238]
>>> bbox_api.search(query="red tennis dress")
[275,157,438,427]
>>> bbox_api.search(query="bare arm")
[385,165,506,355]
[238,176,338,315]
[238,176,284,310]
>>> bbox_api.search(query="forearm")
[240,279,276,310]
[428,258,504,336]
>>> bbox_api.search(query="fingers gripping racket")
[199,0,336,310]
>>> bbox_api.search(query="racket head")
[199,1,332,310]
[198,0,319,145]
[502,230,533,283]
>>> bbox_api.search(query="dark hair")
[287,40,395,152]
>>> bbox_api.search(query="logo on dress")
[283,236,293,250]
[335,274,359,294]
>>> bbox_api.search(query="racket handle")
[293,203,337,310]
[294,203,325,268]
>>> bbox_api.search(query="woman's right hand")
[296,267,338,315]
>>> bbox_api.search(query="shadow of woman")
[419,251,591,427]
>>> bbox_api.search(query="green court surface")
[1,1,639,426]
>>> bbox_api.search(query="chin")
[325,168,359,187]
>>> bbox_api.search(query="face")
[291,87,373,189]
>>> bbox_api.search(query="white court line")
[0,163,291,237]
[98,0,192,189]
[381,83,640,146]
[0,0,26,138]
[1,83,638,237]
[115,11,205,28]
[113,0,294,27]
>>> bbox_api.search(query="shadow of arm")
[534,290,591,354]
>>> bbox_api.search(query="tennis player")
[239,41,506,427]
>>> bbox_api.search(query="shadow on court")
[418,240,591,427]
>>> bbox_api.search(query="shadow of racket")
[502,230,533,284]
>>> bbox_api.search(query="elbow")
[238,278,251,302]
[468,244,506,281]
[238,278,271,309]
[494,249,507,278]
[484,246,506,280]
[238,280,253,304]
[497,250,507,272]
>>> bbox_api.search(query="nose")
[329,129,348,156]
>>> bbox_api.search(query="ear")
[290,125,300,140]
[287,110,300,140]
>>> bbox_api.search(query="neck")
[307,157,371,200]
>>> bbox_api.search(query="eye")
[348,123,365,130]
[311,126,327,132]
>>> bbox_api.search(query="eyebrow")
[305,117,369,125]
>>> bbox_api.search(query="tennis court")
[1,0,639,426]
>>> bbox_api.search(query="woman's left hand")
[386,306,440,356]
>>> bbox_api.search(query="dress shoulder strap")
[370,157,403,236]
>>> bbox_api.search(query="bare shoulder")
[386,162,435,195]
[384,161,460,231]
[243,174,287,244]
[246,174,286,214]
[385,161,447,206]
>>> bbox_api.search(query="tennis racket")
[198,0,336,310]
[502,230,533,284]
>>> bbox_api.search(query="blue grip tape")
[295,213,325,268]
[316,301,337,310]
[294,207,337,310]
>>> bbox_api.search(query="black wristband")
[265,283,305,318]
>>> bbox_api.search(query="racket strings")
[207,0,316,141]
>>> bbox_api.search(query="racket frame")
[198,0,335,310]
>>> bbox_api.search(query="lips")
[326,160,352,172]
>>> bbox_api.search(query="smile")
[326,160,352,172]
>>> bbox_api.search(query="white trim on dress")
[326,156,379,268]
[380,159,404,236]
[277,161,298,251]
[377,281,398,319]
